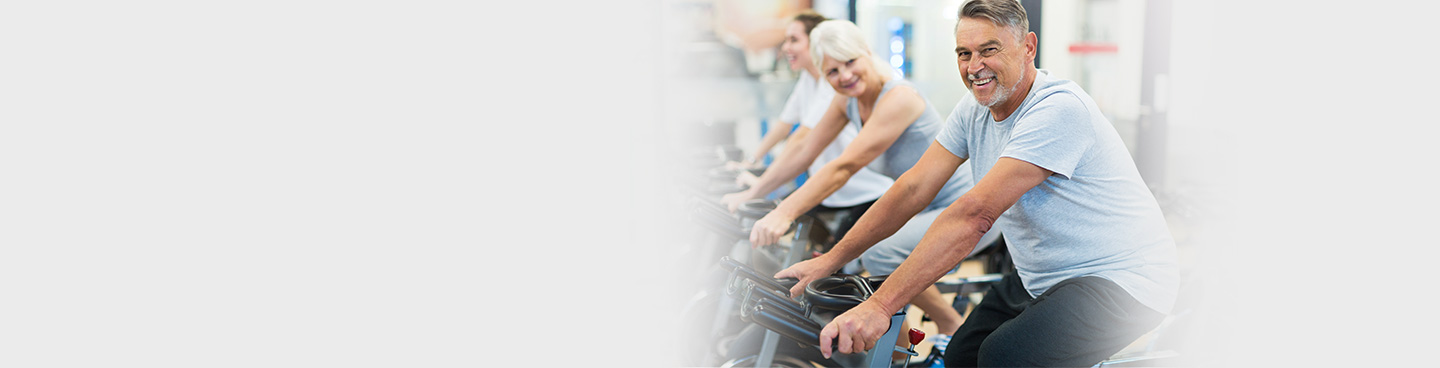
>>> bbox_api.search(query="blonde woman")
[721,11,894,244]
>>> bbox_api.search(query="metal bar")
[783,216,811,267]
[1096,350,1180,367]
[755,330,780,368]
[748,283,805,317]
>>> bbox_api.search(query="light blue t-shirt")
[846,78,973,210]
[935,70,1179,314]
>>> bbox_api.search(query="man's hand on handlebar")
[773,256,842,298]
[818,300,891,359]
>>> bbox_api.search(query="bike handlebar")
[691,199,749,240]
[720,257,894,351]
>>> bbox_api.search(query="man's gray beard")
[978,76,1022,108]
[979,83,1009,107]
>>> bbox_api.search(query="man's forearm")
[868,207,987,313]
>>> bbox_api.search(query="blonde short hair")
[808,20,871,72]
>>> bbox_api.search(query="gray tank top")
[846,79,973,209]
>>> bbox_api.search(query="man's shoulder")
[1027,71,1090,108]
[1017,75,1097,123]
[1013,73,1105,139]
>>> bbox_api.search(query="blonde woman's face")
[780,21,811,71]
[820,54,871,97]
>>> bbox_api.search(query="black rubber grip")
[750,303,823,346]
[692,206,748,240]
[804,275,872,311]
[721,257,798,296]
[746,282,806,316]
[749,302,843,351]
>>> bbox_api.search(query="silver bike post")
[783,216,812,267]
[756,217,813,368]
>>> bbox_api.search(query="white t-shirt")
[779,72,893,207]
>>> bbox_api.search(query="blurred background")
[663,0,1198,188]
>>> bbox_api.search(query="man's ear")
[1025,31,1037,63]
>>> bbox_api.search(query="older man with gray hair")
[772,0,1179,366]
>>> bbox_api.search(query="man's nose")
[965,59,985,77]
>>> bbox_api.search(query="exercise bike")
[719,256,926,368]
[681,194,829,366]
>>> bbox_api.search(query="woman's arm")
[740,126,814,186]
[748,86,927,246]
[746,120,794,165]
[773,141,967,296]
[720,94,848,212]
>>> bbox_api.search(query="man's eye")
[982,48,998,56]
[957,51,971,60]
[845,59,855,66]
